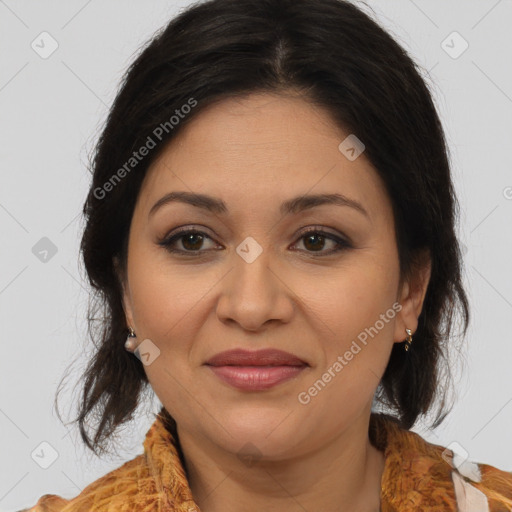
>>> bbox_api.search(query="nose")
[215,245,295,332]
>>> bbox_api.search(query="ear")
[393,250,431,343]
[113,256,136,330]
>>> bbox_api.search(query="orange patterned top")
[21,411,512,511]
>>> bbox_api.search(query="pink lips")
[205,349,308,391]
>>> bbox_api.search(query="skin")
[117,91,431,512]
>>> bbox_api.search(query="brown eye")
[158,229,218,254]
[293,229,352,255]
[302,232,329,252]
[180,232,207,251]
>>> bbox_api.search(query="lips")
[205,348,308,367]
[205,349,309,391]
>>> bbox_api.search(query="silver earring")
[125,327,136,352]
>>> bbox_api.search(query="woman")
[21,0,512,510]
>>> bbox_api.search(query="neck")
[176,409,385,512]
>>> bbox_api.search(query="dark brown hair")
[55,0,469,456]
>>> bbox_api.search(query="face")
[119,92,430,460]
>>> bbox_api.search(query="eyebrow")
[148,191,369,219]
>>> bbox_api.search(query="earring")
[404,328,413,352]
[125,327,136,352]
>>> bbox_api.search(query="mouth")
[205,348,308,367]
[204,348,308,391]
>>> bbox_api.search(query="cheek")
[305,257,400,384]
[307,261,399,337]
[126,249,213,409]
[128,242,212,335]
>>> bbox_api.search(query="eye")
[291,227,352,255]
[158,226,352,256]
[158,227,218,254]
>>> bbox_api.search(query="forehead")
[136,92,391,224]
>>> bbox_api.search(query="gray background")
[1,1,511,510]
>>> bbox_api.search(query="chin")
[206,407,304,458]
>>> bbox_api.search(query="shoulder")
[372,413,512,511]
[451,457,512,511]
[21,453,160,512]
[21,410,196,512]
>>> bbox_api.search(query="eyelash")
[157,226,352,257]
